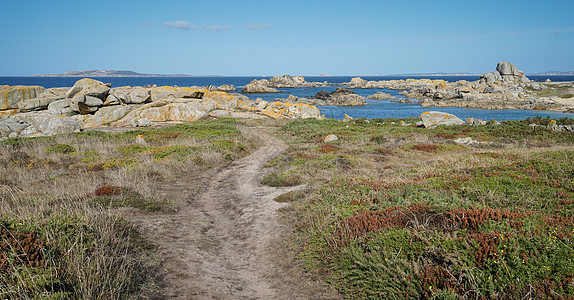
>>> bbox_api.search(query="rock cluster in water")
[240,64,573,111]
[0,78,322,139]
[343,62,570,111]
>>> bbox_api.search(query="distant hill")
[531,71,574,76]
[35,70,193,77]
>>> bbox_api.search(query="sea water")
[1,75,574,121]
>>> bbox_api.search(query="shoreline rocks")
[0,79,323,139]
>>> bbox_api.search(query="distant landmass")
[532,71,574,76]
[35,70,193,77]
[390,73,481,76]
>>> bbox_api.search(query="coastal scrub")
[270,117,574,299]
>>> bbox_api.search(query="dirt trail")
[128,126,340,299]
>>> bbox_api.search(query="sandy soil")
[127,126,340,299]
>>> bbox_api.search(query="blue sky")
[1,0,573,76]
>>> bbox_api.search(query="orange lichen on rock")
[1,85,45,110]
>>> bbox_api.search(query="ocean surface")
[2,75,574,121]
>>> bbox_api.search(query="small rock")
[131,118,152,127]
[135,134,147,145]
[367,91,396,100]
[324,134,338,143]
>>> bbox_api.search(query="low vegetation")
[533,83,574,99]
[0,118,254,299]
[268,117,574,299]
[3,114,573,299]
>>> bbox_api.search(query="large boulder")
[108,87,151,104]
[420,111,465,128]
[313,88,366,106]
[496,62,522,76]
[480,71,503,83]
[241,79,280,93]
[260,102,321,119]
[17,112,81,136]
[83,106,134,128]
[65,78,108,98]
[1,85,46,110]
[115,98,219,126]
[47,99,75,116]
[66,78,111,114]
[71,94,104,114]
[0,117,31,138]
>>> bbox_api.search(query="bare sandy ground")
[127,126,340,299]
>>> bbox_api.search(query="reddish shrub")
[0,226,46,273]
[318,144,338,153]
[332,204,444,248]
[448,207,527,230]
[468,231,502,267]
[418,265,459,298]
[411,144,440,152]
[94,185,125,196]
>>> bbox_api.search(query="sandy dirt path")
[128,126,340,299]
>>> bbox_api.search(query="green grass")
[45,144,76,154]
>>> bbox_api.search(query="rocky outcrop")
[268,75,306,88]
[108,87,151,105]
[66,79,111,114]
[396,63,570,111]
[259,102,321,119]
[419,111,465,128]
[0,113,81,138]
[241,75,332,93]
[241,79,280,94]
[312,88,366,106]
[17,90,63,113]
[367,92,396,100]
